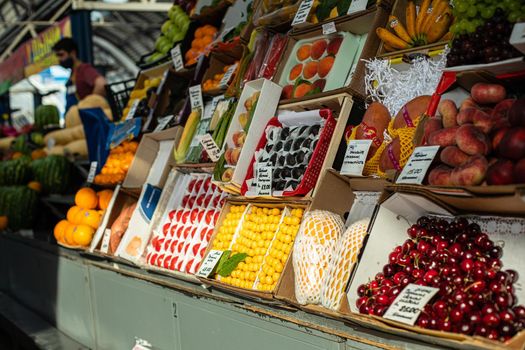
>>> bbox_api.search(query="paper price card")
[125,100,140,120]
[347,0,368,14]
[87,161,98,183]
[340,140,372,176]
[171,44,184,72]
[196,250,224,277]
[100,229,111,254]
[154,115,174,132]
[199,133,222,162]
[292,0,314,25]
[189,85,204,111]
[256,162,272,196]
[322,22,337,35]
[219,63,238,88]
[383,284,439,325]
[396,145,440,184]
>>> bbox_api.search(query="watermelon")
[31,155,71,194]
[0,186,37,230]
[34,105,60,129]
[12,135,30,154]
[0,155,32,186]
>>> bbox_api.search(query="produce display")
[145,173,226,274]
[202,61,239,92]
[0,185,37,230]
[355,216,524,342]
[185,25,218,67]
[122,78,161,120]
[174,108,201,163]
[31,155,71,194]
[94,140,138,186]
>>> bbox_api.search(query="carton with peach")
[213,78,282,191]
[141,171,227,277]
[279,33,361,99]
[422,83,525,188]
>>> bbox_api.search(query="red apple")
[508,98,525,127]
[486,159,515,185]
[514,158,525,184]
[499,127,525,160]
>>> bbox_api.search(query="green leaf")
[215,250,231,274]
[218,253,248,277]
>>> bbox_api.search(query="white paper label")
[196,250,224,277]
[199,133,222,162]
[156,70,169,95]
[292,0,314,25]
[211,95,224,114]
[219,63,238,88]
[171,44,184,72]
[101,228,111,254]
[154,115,174,132]
[396,145,440,184]
[383,284,439,325]
[189,85,204,111]
[347,0,368,14]
[256,163,272,196]
[340,140,372,176]
[126,100,140,120]
[322,22,337,35]
[87,161,98,183]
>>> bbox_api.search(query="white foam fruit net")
[293,210,344,305]
[321,218,370,311]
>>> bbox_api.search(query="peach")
[422,117,443,146]
[232,131,246,147]
[224,148,233,165]
[428,126,458,147]
[289,63,303,81]
[440,146,470,167]
[379,137,401,173]
[282,85,293,99]
[460,97,479,111]
[296,44,311,61]
[428,165,454,186]
[450,155,488,186]
[327,36,343,55]
[293,82,313,98]
[456,124,491,156]
[393,96,431,129]
[438,99,458,128]
[491,99,514,130]
[318,56,334,78]
[311,39,327,60]
[471,83,506,104]
[492,127,509,153]
[472,109,495,133]
[231,147,241,165]
[456,107,476,125]
[486,159,515,185]
[303,61,319,79]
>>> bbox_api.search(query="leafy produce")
[34,105,59,129]
[0,155,32,186]
[94,140,138,186]
[31,155,71,194]
[0,185,37,230]
[185,25,218,67]
[356,216,524,342]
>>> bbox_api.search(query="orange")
[72,225,95,246]
[82,210,102,229]
[54,220,69,243]
[64,224,77,245]
[97,189,113,210]
[67,206,82,224]
[31,149,46,160]
[27,181,42,192]
[0,216,8,231]
[75,187,98,209]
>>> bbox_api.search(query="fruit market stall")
[0,0,525,349]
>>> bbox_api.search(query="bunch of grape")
[451,0,525,35]
[446,9,522,67]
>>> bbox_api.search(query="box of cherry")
[145,173,226,275]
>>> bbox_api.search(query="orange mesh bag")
[293,210,344,305]
[321,218,370,311]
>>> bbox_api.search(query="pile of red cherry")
[356,216,524,342]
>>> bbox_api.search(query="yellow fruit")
[67,206,82,224]
[27,181,42,192]
[81,210,102,229]
[53,220,69,243]
[64,224,77,245]
[97,189,113,210]
[73,224,95,246]
[75,187,98,209]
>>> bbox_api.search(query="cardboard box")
[202,50,240,96]
[214,78,282,192]
[345,186,525,350]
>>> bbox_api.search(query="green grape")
[508,12,520,22]
[466,6,478,18]
[456,2,469,13]
[449,23,459,34]
[480,6,495,19]
[465,21,478,33]
[508,1,521,12]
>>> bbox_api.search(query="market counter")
[0,233,446,350]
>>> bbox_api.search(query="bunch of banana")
[376,0,453,52]
[174,109,201,163]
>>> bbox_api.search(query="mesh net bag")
[377,125,417,178]
[293,210,344,305]
[320,218,370,311]
[363,141,386,177]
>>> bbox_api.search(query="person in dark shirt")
[52,37,107,111]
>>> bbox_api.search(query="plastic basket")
[105,78,136,121]
[241,108,336,197]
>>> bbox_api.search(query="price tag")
[189,85,203,111]
[256,162,272,196]
[211,95,224,114]
[292,0,314,25]
[101,229,111,254]
[125,100,140,120]
[322,22,337,35]
[347,0,368,14]
[87,161,98,183]
[219,63,238,88]
[340,140,372,176]
[396,145,440,184]
[196,250,224,277]
[199,133,222,162]
[171,44,184,72]
[383,284,439,325]
[154,115,174,132]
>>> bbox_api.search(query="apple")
[499,127,525,160]
[486,159,515,185]
[514,159,525,184]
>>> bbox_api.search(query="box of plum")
[345,187,525,349]
[241,108,336,197]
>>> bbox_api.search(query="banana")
[426,13,452,44]
[376,27,411,50]
[406,2,417,40]
[388,15,413,44]
[174,109,201,163]
[421,1,450,40]
[440,31,453,42]
[416,0,432,37]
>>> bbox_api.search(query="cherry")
[437,241,449,252]
[460,258,474,272]
[489,259,502,270]
[402,240,415,252]
[397,255,411,266]
[482,304,498,315]
[356,296,369,308]
[449,243,463,257]
[499,310,516,323]
[469,312,482,325]
[393,272,407,285]
[495,271,510,284]
[458,300,473,314]
[482,313,501,328]
[381,279,394,288]
[409,249,420,260]
[459,322,473,334]
[453,290,468,303]
[357,284,367,297]
[399,275,411,287]
[457,232,469,243]
[475,325,489,337]
[433,300,448,317]
[473,233,489,247]
[468,280,486,294]
[486,269,497,280]
[450,308,464,322]
[482,239,494,251]
[359,303,371,314]
[417,314,430,328]
[500,323,515,337]
[468,223,481,235]
[414,278,427,286]
[370,280,380,290]
[495,292,514,309]
[374,305,387,316]
[489,281,505,293]
[388,252,399,264]
[472,267,485,280]
[394,245,403,254]
[412,268,424,279]
[388,286,402,298]
[379,285,390,295]
[423,270,438,284]
[487,329,500,340]
[455,217,468,230]
[375,272,385,282]
[417,216,430,226]
[437,319,452,332]
[513,306,525,319]
[377,294,390,306]
[489,246,503,259]
[404,265,414,275]
[507,269,519,284]
[417,240,431,254]
[383,264,395,277]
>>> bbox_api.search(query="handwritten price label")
[292,0,314,25]
[219,63,238,88]
[189,85,204,111]
[154,115,174,132]
[347,0,368,14]
[340,140,372,176]
[196,250,224,277]
[383,284,439,325]
[100,229,111,254]
[87,161,98,183]
[171,44,184,72]
[396,145,440,184]
[256,162,272,196]
[199,133,222,162]
[322,22,337,35]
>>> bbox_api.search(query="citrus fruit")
[75,187,98,209]
[73,225,95,246]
